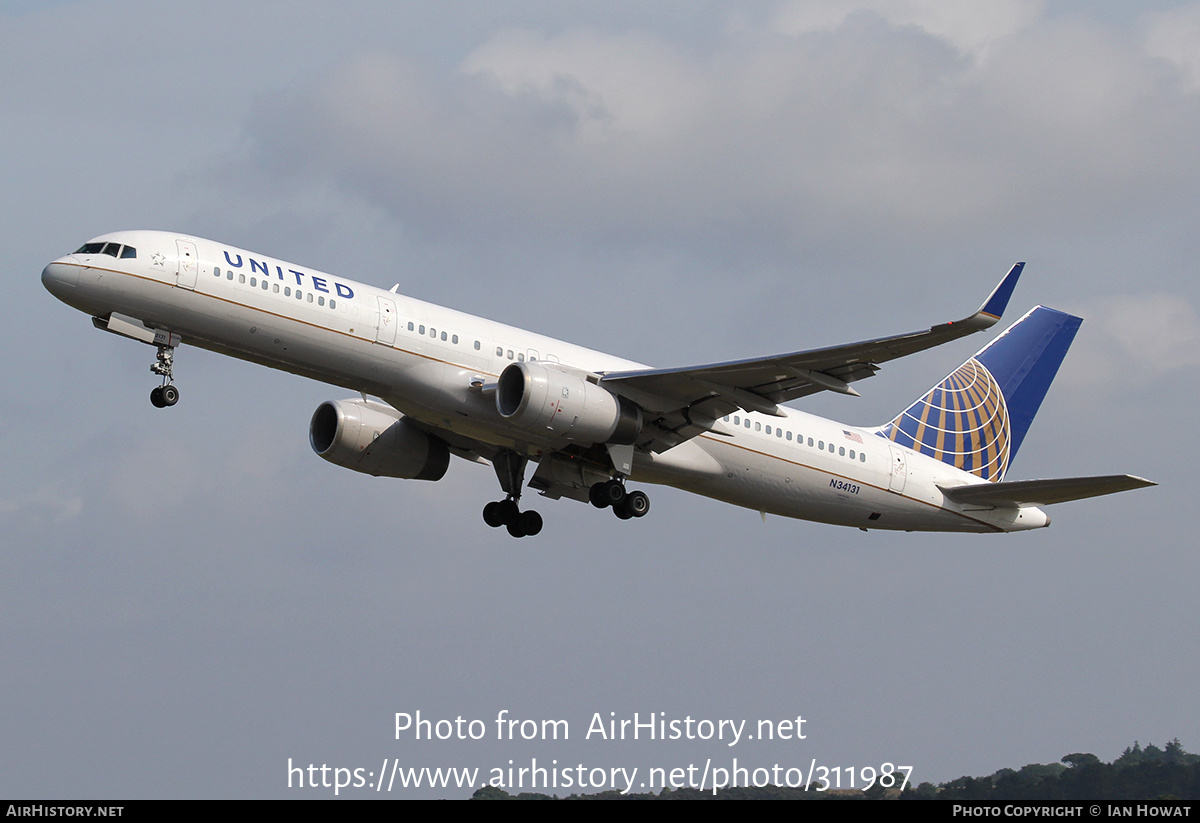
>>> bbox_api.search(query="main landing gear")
[482,450,544,538]
[589,478,650,520]
[148,343,179,408]
[482,452,651,537]
[483,498,544,539]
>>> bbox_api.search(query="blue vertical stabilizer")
[876,306,1082,481]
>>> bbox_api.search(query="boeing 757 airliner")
[42,231,1152,537]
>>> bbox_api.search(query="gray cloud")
[228,5,1200,268]
[1064,292,1200,387]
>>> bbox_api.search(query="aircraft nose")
[42,260,79,298]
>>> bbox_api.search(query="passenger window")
[408,322,414,331]
[754,422,761,431]
[330,300,336,309]
[474,341,481,350]
[262,280,269,290]
[318,296,325,306]
[839,446,845,456]
[849,450,856,459]
[518,353,525,362]
[307,294,313,303]
[860,453,866,463]
[441,331,447,342]
[419,325,425,334]
[430,327,436,338]
[239,274,246,284]
[808,437,814,447]
[818,440,824,450]
[744,419,751,428]
[765,425,772,435]
[507,350,514,359]
[295,290,302,299]
[273,284,280,293]
[452,334,458,344]
[777,428,783,438]
[496,346,503,357]
[227,270,233,280]
[214,267,222,278]
[250,277,257,287]
[285,287,291,296]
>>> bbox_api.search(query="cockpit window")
[73,241,137,259]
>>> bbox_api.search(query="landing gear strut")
[482,450,543,538]
[149,344,179,408]
[589,478,650,520]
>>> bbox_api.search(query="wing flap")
[939,475,1156,508]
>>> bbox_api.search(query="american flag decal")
[843,430,863,443]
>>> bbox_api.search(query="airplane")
[41,230,1153,538]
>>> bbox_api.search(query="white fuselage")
[42,230,1050,534]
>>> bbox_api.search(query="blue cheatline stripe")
[876,305,1080,481]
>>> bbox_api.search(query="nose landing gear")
[149,344,179,408]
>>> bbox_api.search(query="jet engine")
[496,362,641,445]
[309,398,449,480]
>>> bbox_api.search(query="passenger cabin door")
[887,444,908,494]
[175,239,198,290]
[376,296,398,345]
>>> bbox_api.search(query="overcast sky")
[3,0,1197,799]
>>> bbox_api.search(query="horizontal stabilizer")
[939,475,1155,508]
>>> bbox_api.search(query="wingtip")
[979,262,1024,320]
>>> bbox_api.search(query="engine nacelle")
[496,362,641,445]
[309,398,449,481]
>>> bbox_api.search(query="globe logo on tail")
[878,358,1011,482]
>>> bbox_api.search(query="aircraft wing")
[600,263,1024,453]
[938,475,1156,507]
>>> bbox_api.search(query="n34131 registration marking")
[829,479,861,495]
